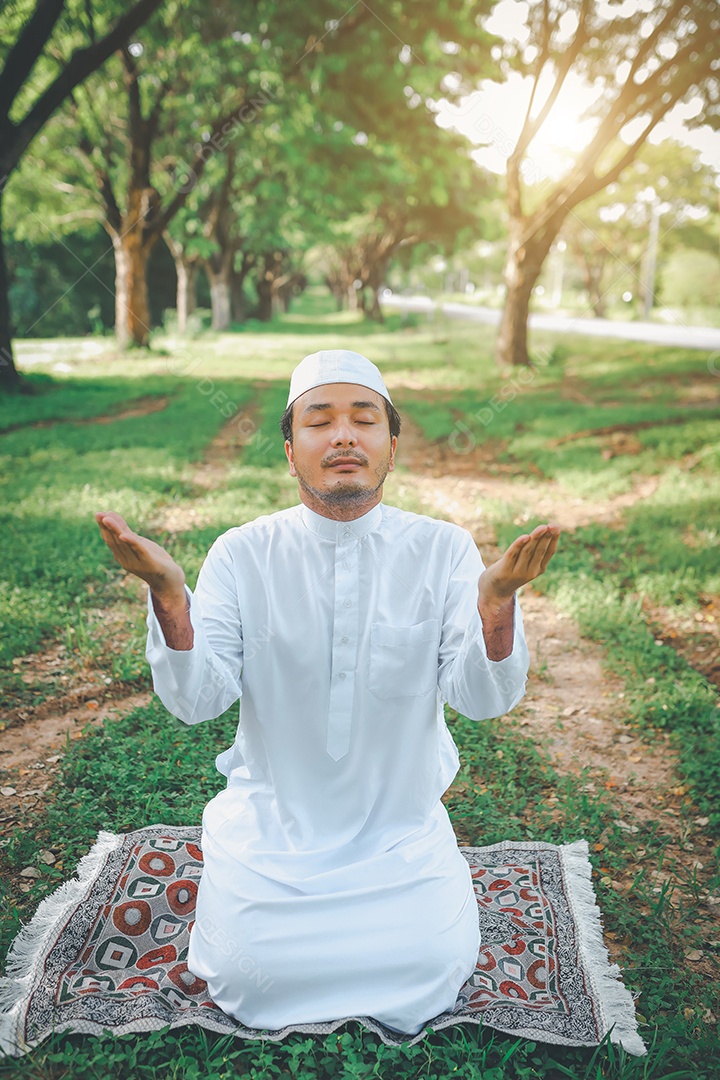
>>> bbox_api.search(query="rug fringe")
[0,830,122,1057]
[559,839,646,1057]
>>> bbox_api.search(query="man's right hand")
[95,511,186,610]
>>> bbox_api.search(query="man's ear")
[285,439,297,476]
[388,434,398,472]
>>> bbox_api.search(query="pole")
[643,201,661,319]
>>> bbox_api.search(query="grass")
[1,290,719,1077]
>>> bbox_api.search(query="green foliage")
[0,375,255,687]
[560,141,720,316]
[660,249,720,309]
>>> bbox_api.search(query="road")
[383,294,720,353]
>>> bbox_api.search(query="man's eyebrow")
[300,400,381,415]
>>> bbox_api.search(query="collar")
[300,501,383,540]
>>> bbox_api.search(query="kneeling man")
[95,350,560,1035]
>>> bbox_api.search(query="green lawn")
[1,294,719,1077]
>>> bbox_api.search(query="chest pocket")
[368,618,439,699]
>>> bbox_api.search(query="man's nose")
[331,418,356,444]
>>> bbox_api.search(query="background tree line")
[1,0,719,390]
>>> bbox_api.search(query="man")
[95,349,560,1036]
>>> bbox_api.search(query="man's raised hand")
[479,523,561,606]
[95,511,186,608]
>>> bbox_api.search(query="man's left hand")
[479,523,561,606]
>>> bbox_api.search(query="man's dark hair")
[280,397,401,445]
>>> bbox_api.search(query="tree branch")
[0,0,65,119]
[122,42,142,131]
[625,0,686,85]
[156,95,250,233]
[517,31,713,249]
[518,0,551,139]
[52,208,104,225]
[512,0,590,163]
[146,74,175,140]
[51,178,96,195]
[84,0,96,44]
[69,89,123,233]
[2,0,164,176]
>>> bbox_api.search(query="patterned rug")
[0,826,645,1058]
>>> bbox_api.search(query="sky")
[432,0,720,184]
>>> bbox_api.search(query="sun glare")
[435,70,599,183]
[434,0,720,179]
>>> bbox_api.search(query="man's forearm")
[477,593,515,661]
[151,590,194,651]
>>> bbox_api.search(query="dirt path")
[0,691,152,832]
[394,414,663,537]
[0,394,172,436]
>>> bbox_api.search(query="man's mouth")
[328,459,364,469]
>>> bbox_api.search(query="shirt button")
[343,561,350,570]
[343,528,351,537]
[338,672,346,680]
[341,636,349,644]
[344,598,352,608]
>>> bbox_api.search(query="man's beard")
[298,473,384,509]
[294,451,392,512]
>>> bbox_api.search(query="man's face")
[284,382,397,513]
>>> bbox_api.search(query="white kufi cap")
[287,349,392,408]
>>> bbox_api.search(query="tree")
[441,0,720,366]
[309,115,489,320]
[7,0,496,365]
[162,97,329,328]
[0,0,165,389]
[59,4,289,348]
[561,140,720,317]
[660,248,720,308]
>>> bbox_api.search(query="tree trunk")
[369,286,384,322]
[230,266,250,323]
[495,229,553,367]
[255,277,274,321]
[495,274,536,368]
[0,189,23,391]
[112,189,159,349]
[587,276,606,319]
[254,252,284,322]
[203,248,234,331]
[362,258,389,323]
[175,258,198,333]
[276,272,306,313]
[113,237,153,347]
[208,271,231,331]
[325,277,345,310]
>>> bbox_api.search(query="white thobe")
[145,501,529,1034]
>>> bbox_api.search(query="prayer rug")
[0,826,645,1058]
